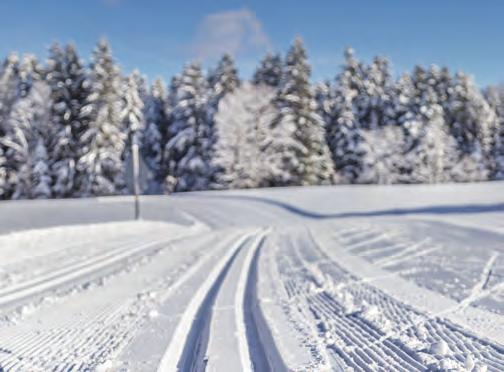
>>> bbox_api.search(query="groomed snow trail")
[0,182,503,371]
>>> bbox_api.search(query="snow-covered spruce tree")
[207,54,240,104]
[339,48,366,105]
[359,125,406,184]
[1,56,46,199]
[253,53,283,88]
[213,82,276,189]
[0,53,20,131]
[325,67,366,184]
[314,81,333,126]
[31,138,52,199]
[484,85,504,179]
[390,72,417,129]
[158,74,182,190]
[0,53,20,198]
[164,62,213,192]
[142,78,168,190]
[206,54,240,154]
[356,55,394,129]
[265,38,335,186]
[1,81,52,199]
[0,147,7,198]
[46,43,90,197]
[17,54,43,99]
[121,70,145,194]
[447,72,496,181]
[405,101,458,184]
[122,70,145,148]
[76,40,126,197]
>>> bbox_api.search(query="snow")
[0,182,503,370]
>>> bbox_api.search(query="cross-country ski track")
[0,182,503,371]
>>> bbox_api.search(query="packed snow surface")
[0,182,503,371]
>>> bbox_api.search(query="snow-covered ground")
[0,182,503,371]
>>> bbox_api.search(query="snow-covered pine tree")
[122,70,145,148]
[253,53,283,88]
[484,85,504,179]
[265,38,335,186]
[17,54,43,99]
[1,55,46,199]
[46,43,90,198]
[31,138,52,199]
[447,72,496,181]
[390,72,417,129]
[406,101,458,183]
[142,78,168,191]
[0,53,20,198]
[121,70,145,194]
[359,125,405,184]
[0,53,20,131]
[0,147,6,198]
[339,48,366,103]
[76,39,126,197]
[207,54,240,155]
[208,54,240,103]
[213,82,276,189]
[159,74,182,191]
[1,81,52,199]
[314,81,333,126]
[164,62,213,192]
[325,57,367,184]
[356,55,394,129]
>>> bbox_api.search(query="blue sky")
[0,0,502,87]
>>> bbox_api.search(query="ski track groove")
[373,238,431,267]
[0,236,173,309]
[317,225,504,371]
[234,232,268,372]
[270,226,504,371]
[156,230,259,372]
[1,195,504,371]
[0,231,225,371]
[0,231,167,291]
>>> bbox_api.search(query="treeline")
[0,38,503,200]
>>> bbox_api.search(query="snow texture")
[0,181,503,371]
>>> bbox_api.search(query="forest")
[0,37,503,199]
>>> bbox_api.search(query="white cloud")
[189,8,272,61]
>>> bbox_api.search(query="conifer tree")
[447,72,496,180]
[0,53,20,198]
[356,55,393,129]
[31,138,52,199]
[326,69,366,183]
[0,147,6,199]
[1,56,46,199]
[122,70,145,147]
[0,53,20,132]
[46,43,89,197]
[1,81,52,199]
[253,53,283,87]
[265,38,335,186]
[208,54,240,103]
[164,62,213,192]
[407,102,457,183]
[485,85,504,179]
[213,83,276,189]
[143,78,168,189]
[121,70,145,194]
[76,40,126,197]
[359,125,405,184]
[207,54,240,155]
